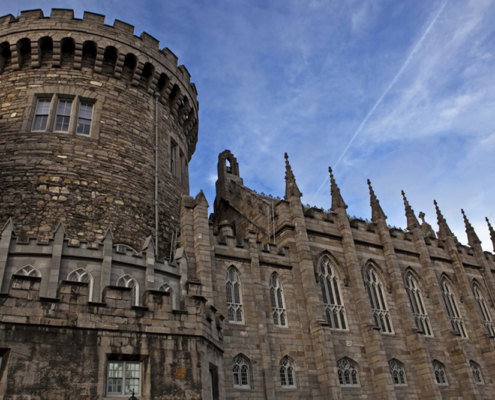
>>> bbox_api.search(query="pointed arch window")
[472,283,495,337]
[68,268,94,301]
[337,358,360,387]
[270,273,287,327]
[318,255,347,330]
[441,278,467,338]
[433,360,448,385]
[232,355,250,388]
[470,361,484,384]
[117,275,139,306]
[226,267,243,323]
[14,265,41,277]
[280,357,296,388]
[405,272,432,336]
[389,359,407,386]
[158,282,176,310]
[364,265,393,333]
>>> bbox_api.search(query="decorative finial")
[401,190,419,230]
[367,179,386,222]
[461,209,480,247]
[284,153,301,199]
[434,200,454,240]
[329,166,347,211]
[486,217,495,252]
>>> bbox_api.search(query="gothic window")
[364,265,393,333]
[117,275,139,306]
[106,361,141,396]
[226,267,243,323]
[14,265,40,277]
[158,282,176,309]
[269,273,287,327]
[67,268,93,301]
[470,361,484,384]
[389,359,407,386]
[279,357,296,388]
[441,278,467,338]
[337,358,360,387]
[472,283,495,337]
[433,360,448,385]
[232,355,250,388]
[318,255,347,330]
[405,272,432,336]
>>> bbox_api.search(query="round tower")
[0,9,199,256]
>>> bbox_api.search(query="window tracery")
[364,265,393,333]
[441,278,467,337]
[405,272,432,336]
[269,273,287,327]
[226,267,243,323]
[318,255,347,330]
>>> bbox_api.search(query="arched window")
[117,275,139,306]
[14,265,40,277]
[470,361,484,384]
[389,359,407,386]
[405,272,432,336]
[68,268,93,301]
[232,355,250,388]
[318,255,347,330]
[472,283,495,336]
[364,265,393,333]
[433,360,448,385]
[337,358,360,387]
[279,357,296,388]
[441,278,467,338]
[158,282,176,309]
[270,273,287,327]
[226,267,243,323]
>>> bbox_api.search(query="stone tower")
[0,8,199,256]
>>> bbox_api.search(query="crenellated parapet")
[0,9,198,146]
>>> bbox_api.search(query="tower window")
[77,102,93,135]
[107,361,141,396]
[54,99,73,132]
[232,355,250,388]
[433,360,448,385]
[337,358,360,387]
[32,98,51,131]
[389,359,407,386]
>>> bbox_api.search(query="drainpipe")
[154,92,161,257]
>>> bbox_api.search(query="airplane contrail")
[311,0,448,202]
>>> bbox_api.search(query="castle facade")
[1,9,495,400]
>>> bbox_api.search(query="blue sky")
[2,0,495,250]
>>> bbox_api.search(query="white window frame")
[53,98,74,133]
[232,355,250,389]
[32,97,52,132]
[67,268,94,301]
[106,360,142,397]
[117,274,139,306]
[280,357,296,388]
[472,283,495,337]
[433,360,448,385]
[226,267,244,324]
[30,94,95,136]
[270,273,287,327]
[337,358,360,387]
[441,278,467,338]
[405,272,433,336]
[389,359,407,386]
[319,256,347,330]
[364,265,393,334]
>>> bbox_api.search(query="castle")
[1,8,495,400]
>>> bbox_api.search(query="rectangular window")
[54,99,73,132]
[77,102,93,135]
[32,99,51,131]
[107,361,141,396]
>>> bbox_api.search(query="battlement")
[0,9,198,154]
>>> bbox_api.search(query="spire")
[367,179,386,222]
[486,217,495,252]
[329,167,347,211]
[284,153,301,199]
[434,200,454,240]
[401,190,419,230]
[461,209,481,248]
